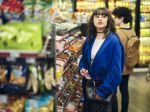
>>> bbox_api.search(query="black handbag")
[85,79,102,99]
[84,79,112,112]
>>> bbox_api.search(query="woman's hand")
[80,68,89,76]
[95,94,102,100]
[80,69,91,79]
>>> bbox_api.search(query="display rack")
[54,25,85,112]
[0,23,57,112]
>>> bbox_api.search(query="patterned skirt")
[83,99,112,112]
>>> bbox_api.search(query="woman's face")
[93,14,108,30]
[113,16,123,26]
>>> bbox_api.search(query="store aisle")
[117,73,150,112]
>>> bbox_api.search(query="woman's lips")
[98,22,103,25]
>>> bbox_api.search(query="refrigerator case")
[75,0,106,23]
[108,0,150,66]
[139,0,150,65]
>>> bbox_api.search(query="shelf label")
[0,95,8,103]
[7,57,16,62]
[26,58,36,64]
[10,51,20,58]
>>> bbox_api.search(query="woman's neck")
[96,33,105,39]
[119,23,130,29]
[96,28,105,33]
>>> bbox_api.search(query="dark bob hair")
[112,7,132,24]
[87,8,115,41]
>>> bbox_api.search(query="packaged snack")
[1,0,24,23]
[56,59,66,70]
[37,65,44,93]
[57,51,70,62]
[25,95,54,112]
[27,65,38,94]
[68,42,82,53]
[0,65,8,83]
[44,67,56,91]
[65,101,78,112]
[0,22,42,51]
[0,63,28,93]
[9,64,27,86]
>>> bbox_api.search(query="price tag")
[10,51,20,58]
[26,58,36,64]
[7,57,16,62]
[0,95,8,103]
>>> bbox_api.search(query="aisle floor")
[117,73,150,112]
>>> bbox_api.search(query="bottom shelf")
[0,92,55,112]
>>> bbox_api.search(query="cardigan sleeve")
[96,38,125,99]
[78,37,89,70]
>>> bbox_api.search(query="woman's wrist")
[95,94,102,100]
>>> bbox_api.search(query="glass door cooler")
[139,0,150,65]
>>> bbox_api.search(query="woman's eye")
[95,15,106,18]
[102,15,106,18]
[95,15,99,18]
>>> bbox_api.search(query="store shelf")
[141,1,150,5]
[0,19,56,111]
[68,26,81,36]
[56,38,78,56]
[0,50,37,58]
[0,34,54,58]
[140,12,150,13]
[0,50,52,58]
[56,34,70,41]
[63,77,80,107]
[140,27,150,29]
[139,1,150,65]
[56,31,84,111]
[133,68,148,73]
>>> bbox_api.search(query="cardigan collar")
[87,33,111,67]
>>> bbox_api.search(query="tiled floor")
[117,72,150,112]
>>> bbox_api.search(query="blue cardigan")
[79,32,125,99]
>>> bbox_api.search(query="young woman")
[112,7,137,112]
[79,8,125,112]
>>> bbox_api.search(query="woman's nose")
[98,17,102,21]
[98,15,103,20]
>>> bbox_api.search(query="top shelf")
[0,50,52,58]
[141,1,150,6]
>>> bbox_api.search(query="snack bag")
[9,64,27,86]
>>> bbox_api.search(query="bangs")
[93,8,109,16]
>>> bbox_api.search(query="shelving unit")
[0,22,57,111]
[75,0,106,24]
[54,24,85,112]
[139,0,150,65]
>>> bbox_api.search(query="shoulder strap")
[119,29,130,47]
[119,29,130,40]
